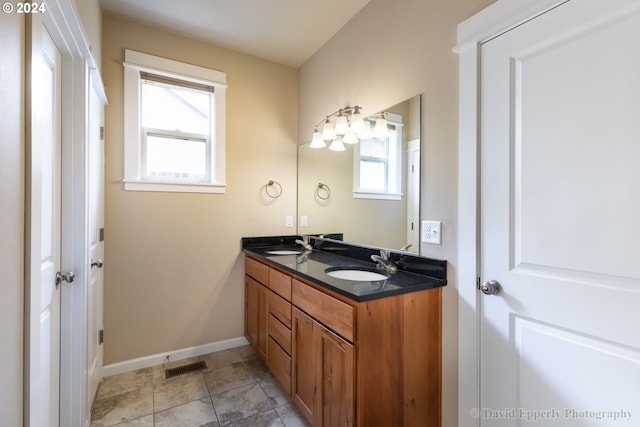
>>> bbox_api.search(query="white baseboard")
[101,336,249,378]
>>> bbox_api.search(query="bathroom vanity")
[243,236,446,427]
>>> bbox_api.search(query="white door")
[27,25,62,427]
[86,80,105,418]
[480,0,640,424]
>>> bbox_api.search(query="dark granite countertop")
[242,235,447,302]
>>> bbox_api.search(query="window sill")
[353,191,402,201]
[123,180,226,194]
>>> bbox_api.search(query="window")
[123,50,227,193]
[353,112,403,200]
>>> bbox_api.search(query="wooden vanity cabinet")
[245,256,293,392]
[245,255,442,427]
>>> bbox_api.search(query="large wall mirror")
[297,95,421,253]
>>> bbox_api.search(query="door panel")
[29,24,62,427]
[480,0,640,424]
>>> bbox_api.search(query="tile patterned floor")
[91,345,310,427]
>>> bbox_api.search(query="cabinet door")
[245,276,259,347]
[315,324,355,427]
[245,276,268,361]
[256,284,269,361]
[292,307,316,425]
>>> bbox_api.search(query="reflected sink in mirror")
[324,267,390,282]
[265,249,303,255]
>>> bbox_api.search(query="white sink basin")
[325,267,389,282]
[265,250,302,255]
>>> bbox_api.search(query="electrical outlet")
[421,221,442,245]
[285,215,293,228]
[300,215,308,227]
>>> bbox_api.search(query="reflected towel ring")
[316,182,331,200]
[265,180,282,198]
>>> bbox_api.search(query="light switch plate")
[285,215,293,228]
[300,215,308,227]
[422,221,442,244]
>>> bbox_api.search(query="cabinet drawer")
[269,291,292,327]
[269,313,291,354]
[292,279,355,342]
[245,256,269,284]
[268,337,291,395]
[269,268,292,301]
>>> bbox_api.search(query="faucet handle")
[379,249,391,260]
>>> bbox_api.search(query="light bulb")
[358,120,374,139]
[329,137,345,151]
[374,113,388,138]
[310,128,326,148]
[343,130,359,144]
[321,118,335,141]
[334,112,348,135]
[349,107,365,135]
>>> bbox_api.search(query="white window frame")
[123,49,227,193]
[353,112,404,200]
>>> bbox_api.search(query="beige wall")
[102,15,298,364]
[298,0,495,425]
[0,13,24,427]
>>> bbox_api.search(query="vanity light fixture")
[329,136,346,151]
[310,126,326,148]
[321,117,335,141]
[374,111,389,138]
[310,105,388,149]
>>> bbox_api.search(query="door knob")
[91,258,104,269]
[481,279,501,295]
[56,271,75,286]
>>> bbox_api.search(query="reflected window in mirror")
[354,112,403,200]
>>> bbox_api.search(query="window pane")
[145,134,207,181]
[360,160,386,191]
[142,81,212,135]
[360,137,387,158]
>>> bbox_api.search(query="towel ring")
[265,180,282,198]
[316,183,331,200]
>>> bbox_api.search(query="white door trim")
[454,1,567,426]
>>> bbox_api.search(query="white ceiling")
[99,0,371,68]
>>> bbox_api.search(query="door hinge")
[99,329,104,345]
[100,126,104,140]
[99,228,104,242]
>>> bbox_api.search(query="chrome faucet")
[295,235,313,252]
[371,249,397,274]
